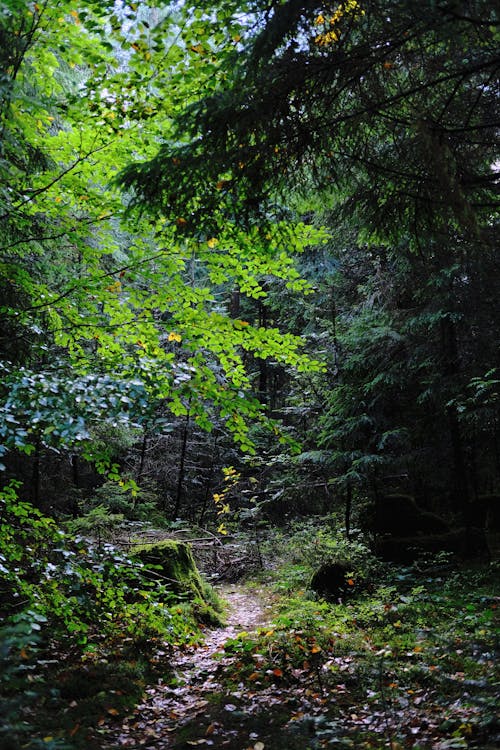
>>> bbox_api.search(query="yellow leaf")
[310,644,322,654]
[168,331,182,342]
[315,15,325,24]
[54,196,62,203]
[207,237,218,248]
[233,34,242,42]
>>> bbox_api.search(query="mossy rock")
[375,527,489,563]
[310,562,356,602]
[132,540,223,624]
[373,494,449,537]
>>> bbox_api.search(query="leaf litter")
[99,579,499,750]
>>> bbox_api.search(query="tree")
[117,0,499,532]
[0,0,325,511]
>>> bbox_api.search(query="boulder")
[373,494,449,537]
[310,562,355,601]
[375,527,489,563]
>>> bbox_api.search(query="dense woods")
[1,1,498,748]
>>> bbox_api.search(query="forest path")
[102,583,289,749]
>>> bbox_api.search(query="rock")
[375,527,489,563]
[373,494,450,536]
[310,562,354,601]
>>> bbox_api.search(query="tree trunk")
[173,410,190,519]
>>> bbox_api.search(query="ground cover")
[99,557,498,750]
[2,510,498,750]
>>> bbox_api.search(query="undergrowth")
[0,482,209,749]
[218,525,499,749]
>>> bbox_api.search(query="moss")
[132,540,224,625]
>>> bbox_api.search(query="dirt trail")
[102,584,275,749]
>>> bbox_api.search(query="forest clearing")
[1,1,499,748]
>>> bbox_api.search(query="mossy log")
[132,540,223,623]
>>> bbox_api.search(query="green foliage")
[0,482,220,747]
[217,559,499,748]
[0,364,149,467]
[65,505,125,544]
[0,0,328,511]
[78,479,164,525]
[268,520,378,592]
[0,483,176,645]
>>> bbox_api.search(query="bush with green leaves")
[81,479,166,525]
[0,480,209,747]
[285,520,379,578]
[0,480,202,647]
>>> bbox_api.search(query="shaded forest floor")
[97,566,499,750]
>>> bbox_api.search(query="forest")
[0,0,498,748]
